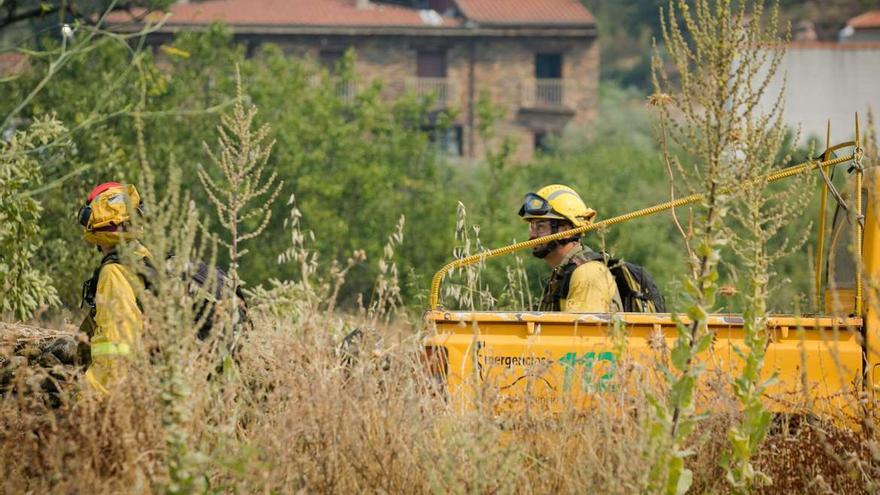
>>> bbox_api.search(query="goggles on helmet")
[78,204,92,228]
[77,193,144,230]
[518,192,552,217]
[77,203,116,231]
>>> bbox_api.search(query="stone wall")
[254,33,599,162]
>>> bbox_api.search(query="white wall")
[758,44,880,142]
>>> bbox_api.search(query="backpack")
[81,252,249,340]
[586,252,667,313]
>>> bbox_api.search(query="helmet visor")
[518,192,552,217]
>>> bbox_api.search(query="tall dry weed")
[4,21,880,494]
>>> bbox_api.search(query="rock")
[20,345,41,360]
[38,351,62,367]
[0,356,29,390]
[44,337,82,365]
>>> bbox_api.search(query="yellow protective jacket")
[539,245,622,313]
[82,246,150,394]
[562,261,622,312]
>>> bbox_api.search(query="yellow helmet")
[79,182,143,247]
[518,184,596,228]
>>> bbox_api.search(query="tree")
[1,25,455,309]
[0,116,65,320]
[0,0,173,31]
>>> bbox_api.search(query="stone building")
[110,0,598,161]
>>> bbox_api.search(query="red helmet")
[79,182,143,247]
[86,181,123,204]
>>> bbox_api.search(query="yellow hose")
[855,114,864,316]
[814,123,832,312]
[429,151,858,310]
[856,167,864,316]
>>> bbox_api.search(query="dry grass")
[0,321,78,348]
[1,312,878,494]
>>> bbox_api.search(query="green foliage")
[582,0,665,90]
[643,0,815,491]
[198,68,284,360]
[443,83,686,310]
[0,18,828,322]
[0,116,64,320]
[198,67,281,316]
[645,0,790,491]
[133,166,212,495]
[1,24,455,310]
[715,0,810,487]
[2,34,161,307]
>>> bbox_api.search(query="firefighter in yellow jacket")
[78,182,150,394]
[519,184,622,313]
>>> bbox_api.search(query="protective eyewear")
[528,219,554,234]
[518,192,551,217]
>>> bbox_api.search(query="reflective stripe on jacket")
[90,341,132,358]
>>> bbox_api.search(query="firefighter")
[518,184,622,313]
[78,182,151,394]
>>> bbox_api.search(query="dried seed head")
[647,93,673,107]
[729,127,743,142]
[719,284,737,297]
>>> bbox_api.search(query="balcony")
[520,79,575,111]
[308,74,360,104]
[406,77,456,108]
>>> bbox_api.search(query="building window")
[535,53,563,79]
[423,122,463,157]
[437,125,463,156]
[534,131,551,154]
[319,49,345,71]
[417,50,447,78]
[533,53,564,106]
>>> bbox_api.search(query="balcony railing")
[406,77,456,107]
[308,74,361,103]
[335,80,360,104]
[520,78,574,109]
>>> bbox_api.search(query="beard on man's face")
[531,244,552,259]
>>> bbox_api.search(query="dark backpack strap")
[540,252,590,311]
[100,251,120,266]
[80,252,120,310]
[558,256,588,303]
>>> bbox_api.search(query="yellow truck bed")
[424,310,865,416]
[423,142,878,420]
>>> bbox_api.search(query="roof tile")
[111,0,461,28]
[453,0,594,25]
[108,0,595,29]
[849,10,880,29]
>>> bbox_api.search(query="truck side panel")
[424,311,863,416]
